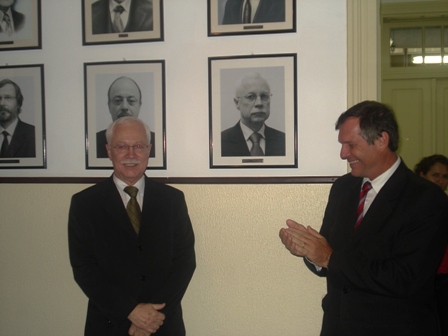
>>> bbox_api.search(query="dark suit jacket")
[305,161,448,336]
[96,129,155,158]
[92,0,153,34]
[2,119,35,158]
[222,0,285,24]
[68,176,196,336]
[11,8,25,32]
[221,122,285,156]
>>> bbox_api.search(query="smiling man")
[279,101,448,335]
[69,117,195,336]
[221,72,285,157]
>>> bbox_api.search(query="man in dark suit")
[92,0,153,34]
[222,0,285,25]
[221,72,285,156]
[279,101,448,335]
[0,0,25,36]
[96,76,155,158]
[0,78,35,158]
[69,116,196,336]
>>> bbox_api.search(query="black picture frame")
[209,53,297,169]
[84,60,166,170]
[208,0,296,37]
[82,0,164,46]
[0,64,46,169]
[0,0,41,51]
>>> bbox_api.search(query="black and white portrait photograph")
[0,64,46,169]
[208,0,296,37]
[84,60,166,169]
[0,0,41,51]
[209,54,297,168]
[82,0,164,45]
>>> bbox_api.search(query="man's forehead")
[110,80,140,96]
[0,84,15,94]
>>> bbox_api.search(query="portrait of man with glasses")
[96,76,155,158]
[221,72,285,157]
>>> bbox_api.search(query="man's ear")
[376,131,390,150]
[106,144,112,160]
[233,97,240,109]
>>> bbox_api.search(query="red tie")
[354,181,372,231]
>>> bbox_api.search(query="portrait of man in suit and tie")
[0,78,35,158]
[91,0,153,34]
[221,72,285,157]
[0,0,25,37]
[221,0,285,25]
[96,76,155,159]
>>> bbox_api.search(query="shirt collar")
[239,121,266,140]
[109,0,131,12]
[363,156,401,193]
[113,174,145,192]
[0,117,18,134]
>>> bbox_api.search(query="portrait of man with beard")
[0,78,35,158]
[96,76,155,158]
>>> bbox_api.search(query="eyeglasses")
[237,93,272,103]
[110,97,139,106]
[112,144,149,153]
[0,95,17,103]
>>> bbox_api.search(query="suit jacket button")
[138,245,143,251]
[342,287,349,294]
[141,275,146,281]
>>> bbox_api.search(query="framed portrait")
[0,0,41,51]
[0,64,46,169]
[209,53,297,169]
[208,0,296,37]
[84,60,166,170]
[82,0,164,45]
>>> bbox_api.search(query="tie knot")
[249,132,261,144]
[362,181,372,192]
[124,186,138,198]
[2,130,9,136]
[114,5,125,14]
[3,13,10,23]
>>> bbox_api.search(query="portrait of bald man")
[96,76,155,158]
[221,72,285,157]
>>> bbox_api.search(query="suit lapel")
[355,162,407,235]
[8,120,27,156]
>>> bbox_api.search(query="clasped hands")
[128,303,166,336]
[279,219,333,269]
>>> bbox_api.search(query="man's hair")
[335,100,399,152]
[414,154,448,175]
[107,76,142,103]
[105,116,152,145]
[0,78,24,111]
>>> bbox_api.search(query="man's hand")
[279,219,333,268]
[128,303,165,334]
[128,323,151,336]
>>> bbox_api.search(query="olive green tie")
[124,186,141,234]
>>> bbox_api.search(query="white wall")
[0,1,346,335]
